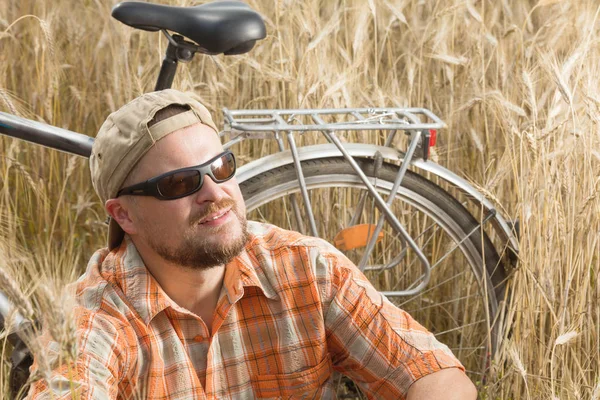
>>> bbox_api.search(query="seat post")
[155,40,179,91]
[154,34,198,91]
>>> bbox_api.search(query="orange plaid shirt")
[27,222,463,399]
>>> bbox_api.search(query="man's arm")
[407,368,477,400]
[316,245,474,399]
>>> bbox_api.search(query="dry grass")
[1,0,599,398]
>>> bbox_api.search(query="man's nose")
[194,175,227,204]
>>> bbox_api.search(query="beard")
[146,198,249,269]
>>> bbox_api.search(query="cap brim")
[108,217,126,251]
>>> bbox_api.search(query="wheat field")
[1,0,599,398]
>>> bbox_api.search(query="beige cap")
[90,89,218,250]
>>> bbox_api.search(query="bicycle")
[0,1,519,398]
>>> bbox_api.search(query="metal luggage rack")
[222,107,446,134]
[220,107,450,297]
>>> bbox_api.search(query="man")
[28,89,477,399]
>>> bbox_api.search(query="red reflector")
[429,129,437,146]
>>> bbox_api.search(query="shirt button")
[194,335,203,342]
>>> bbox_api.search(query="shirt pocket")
[251,354,332,399]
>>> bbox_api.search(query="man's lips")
[197,207,232,225]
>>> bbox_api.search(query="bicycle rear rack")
[223,107,447,296]
[222,106,445,137]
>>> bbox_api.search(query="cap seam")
[189,106,218,133]
[148,109,201,139]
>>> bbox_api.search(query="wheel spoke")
[430,222,484,269]
[402,292,485,313]
[395,270,468,308]
[382,222,443,289]
[435,319,487,336]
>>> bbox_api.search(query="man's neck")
[132,239,226,333]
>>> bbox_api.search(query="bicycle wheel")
[239,157,506,389]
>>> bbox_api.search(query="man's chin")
[183,225,248,268]
[204,226,247,255]
[152,212,248,269]
[186,240,246,269]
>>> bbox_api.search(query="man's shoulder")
[74,247,132,317]
[243,221,357,281]
[245,221,335,252]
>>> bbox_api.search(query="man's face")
[122,123,248,269]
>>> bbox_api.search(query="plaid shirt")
[27,221,463,399]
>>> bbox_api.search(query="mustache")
[190,198,237,225]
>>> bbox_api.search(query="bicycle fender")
[236,143,519,255]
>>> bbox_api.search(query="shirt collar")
[101,235,279,326]
[223,245,280,304]
[100,236,171,325]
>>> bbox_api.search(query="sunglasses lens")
[157,170,201,198]
[211,152,236,181]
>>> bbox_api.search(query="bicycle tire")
[239,156,506,388]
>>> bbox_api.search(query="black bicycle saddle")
[111,1,266,55]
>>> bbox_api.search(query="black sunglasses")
[117,151,236,200]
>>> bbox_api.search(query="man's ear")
[105,198,137,235]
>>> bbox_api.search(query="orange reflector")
[333,224,384,251]
[429,129,437,146]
